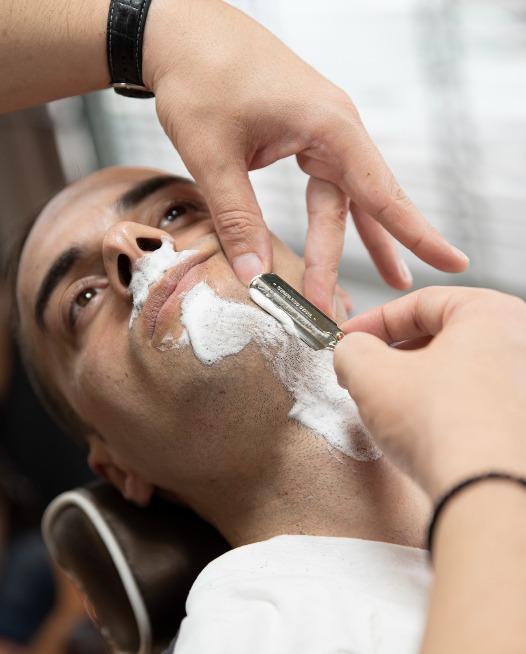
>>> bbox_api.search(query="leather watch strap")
[107,0,155,98]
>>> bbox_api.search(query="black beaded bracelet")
[107,0,155,98]
[427,471,526,556]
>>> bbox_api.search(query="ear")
[122,475,155,508]
[87,434,154,508]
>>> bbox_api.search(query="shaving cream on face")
[248,288,298,338]
[160,281,381,462]
[128,239,198,326]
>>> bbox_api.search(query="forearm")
[421,481,526,654]
[0,0,108,113]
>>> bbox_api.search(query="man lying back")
[13,166,431,654]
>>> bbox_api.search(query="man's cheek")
[71,349,132,419]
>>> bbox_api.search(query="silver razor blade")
[249,273,345,351]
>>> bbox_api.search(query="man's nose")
[102,222,171,296]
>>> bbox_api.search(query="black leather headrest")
[42,481,230,654]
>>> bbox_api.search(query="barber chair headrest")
[42,481,230,654]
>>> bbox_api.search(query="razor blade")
[249,273,345,351]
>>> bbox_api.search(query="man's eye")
[77,288,98,307]
[70,287,99,325]
[160,203,197,227]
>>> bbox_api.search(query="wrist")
[422,481,526,653]
[141,0,190,93]
[76,0,110,91]
[436,478,526,539]
[107,0,156,97]
[428,472,526,555]
[423,432,526,503]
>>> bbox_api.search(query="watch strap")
[107,0,155,98]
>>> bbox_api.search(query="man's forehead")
[31,166,169,242]
[20,167,175,287]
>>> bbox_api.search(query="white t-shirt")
[173,535,432,654]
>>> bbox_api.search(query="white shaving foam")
[248,288,298,338]
[157,330,189,351]
[159,281,381,462]
[128,239,197,326]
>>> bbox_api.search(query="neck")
[160,295,430,549]
[186,421,431,549]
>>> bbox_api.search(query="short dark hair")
[5,200,92,448]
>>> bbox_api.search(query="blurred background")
[0,0,525,651]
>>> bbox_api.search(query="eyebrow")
[35,246,83,331]
[114,174,193,214]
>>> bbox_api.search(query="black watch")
[107,0,155,98]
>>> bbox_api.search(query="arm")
[1,0,468,313]
[0,0,108,112]
[334,287,526,653]
[422,482,526,654]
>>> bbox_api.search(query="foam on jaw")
[128,239,198,326]
[248,287,298,338]
[160,281,381,462]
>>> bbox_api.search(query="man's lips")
[141,251,213,341]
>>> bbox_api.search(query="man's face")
[17,167,308,499]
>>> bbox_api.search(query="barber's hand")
[143,0,469,316]
[334,287,526,500]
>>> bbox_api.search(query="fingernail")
[451,246,470,263]
[232,253,264,285]
[399,259,413,285]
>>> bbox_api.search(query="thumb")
[193,162,273,285]
[334,331,403,403]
